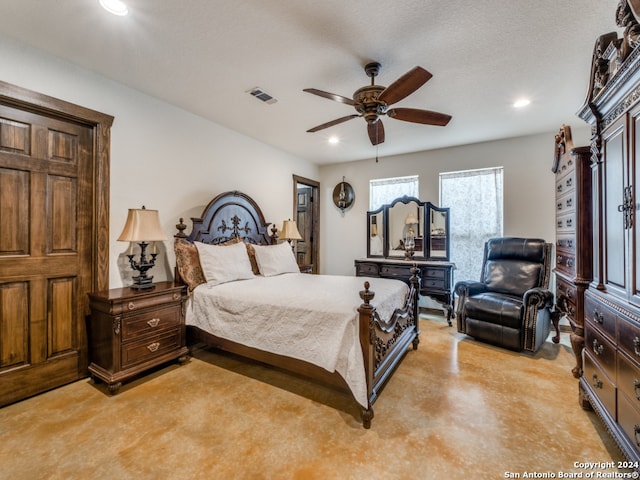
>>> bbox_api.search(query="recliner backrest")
[480,238,548,297]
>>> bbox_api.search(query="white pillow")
[194,240,255,286]
[252,242,300,277]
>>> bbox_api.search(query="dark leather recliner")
[454,237,554,352]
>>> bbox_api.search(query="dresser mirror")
[367,196,450,261]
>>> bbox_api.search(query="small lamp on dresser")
[404,212,418,259]
[117,206,167,290]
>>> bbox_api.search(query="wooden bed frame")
[174,190,420,428]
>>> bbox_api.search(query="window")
[369,175,419,210]
[440,167,503,282]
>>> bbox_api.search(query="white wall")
[0,35,319,288]
[318,126,591,276]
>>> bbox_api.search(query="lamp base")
[130,275,155,290]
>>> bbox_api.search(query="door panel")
[0,103,93,406]
[602,120,626,296]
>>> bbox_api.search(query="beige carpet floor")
[0,316,628,479]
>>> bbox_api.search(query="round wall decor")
[332,177,355,213]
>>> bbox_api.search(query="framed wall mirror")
[366,195,450,261]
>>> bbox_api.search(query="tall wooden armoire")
[577,3,640,465]
[551,125,592,378]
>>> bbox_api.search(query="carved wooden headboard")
[175,190,276,245]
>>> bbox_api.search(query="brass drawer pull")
[634,337,640,357]
[634,380,640,401]
[172,293,180,301]
[592,374,603,389]
[147,318,160,328]
[147,342,160,352]
[128,302,135,310]
[592,339,604,356]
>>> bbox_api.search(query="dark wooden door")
[0,105,95,406]
[296,185,313,267]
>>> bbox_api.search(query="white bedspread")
[186,273,409,408]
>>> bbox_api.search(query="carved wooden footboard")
[174,190,420,428]
[358,269,420,427]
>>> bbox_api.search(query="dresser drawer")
[556,234,576,251]
[556,190,575,215]
[121,327,183,369]
[122,304,182,340]
[555,250,576,276]
[618,315,640,363]
[583,350,616,420]
[585,323,616,379]
[556,211,575,233]
[421,278,445,290]
[585,293,616,339]
[618,391,640,454]
[617,351,640,412]
[423,268,445,279]
[355,262,379,276]
[555,277,576,318]
[380,265,410,278]
[555,171,575,195]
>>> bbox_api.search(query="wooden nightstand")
[87,281,188,393]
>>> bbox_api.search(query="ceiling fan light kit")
[304,62,451,146]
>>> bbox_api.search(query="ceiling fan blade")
[387,108,451,126]
[303,88,355,106]
[378,66,433,106]
[306,114,359,133]
[367,120,385,145]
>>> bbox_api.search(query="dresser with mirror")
[355,195,455,324]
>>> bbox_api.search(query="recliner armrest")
[454,281,488,297]
[523,287,554,308]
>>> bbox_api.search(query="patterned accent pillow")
[244,242,260,274]
[174,238,206,292]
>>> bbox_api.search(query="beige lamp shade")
[117,207,167,242]
[405,213,419,225]
[280,219,302,241]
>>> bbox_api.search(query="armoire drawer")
[618,315,640,364]
[618,391,640,455]
[583,350,616,420]
[555,277,576,318]
[617,351,640,412]
[585,323,616,380]
[585,293,616,339]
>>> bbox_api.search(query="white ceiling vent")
[247,87,277,105]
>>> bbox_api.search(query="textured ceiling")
[0,0,621,164]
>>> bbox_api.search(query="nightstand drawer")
[118,290,182,313]
[121,328,183,369]
[122,305,182,340]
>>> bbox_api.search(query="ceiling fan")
[304,62,452,146]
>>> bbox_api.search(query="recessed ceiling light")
[99,0,129,16]
[513,98,531,108]
[328,136,340,145]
